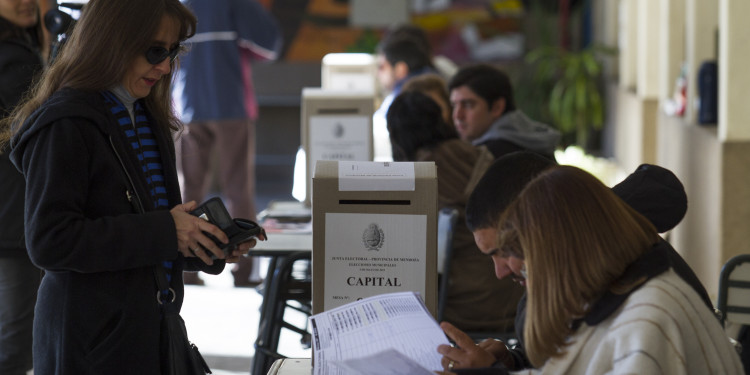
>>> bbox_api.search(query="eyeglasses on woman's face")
[145,44,180,65]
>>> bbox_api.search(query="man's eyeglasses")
[145,44,181,65]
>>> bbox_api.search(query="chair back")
[437,207,459,322]
[718,254,750,326]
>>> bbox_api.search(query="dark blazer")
[10,88,223,374]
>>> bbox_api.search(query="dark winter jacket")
[0,17,43,257]
[10,88,223,374]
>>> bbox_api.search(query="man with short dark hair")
[448,65,560,160]
[376,36,433,95]
[373,33,435,160]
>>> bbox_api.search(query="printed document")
[310,291,449,375]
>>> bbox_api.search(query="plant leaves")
[560,86,577,133]
[581,51,601,76]
[525,46,560,63]
[589,84,604,129]
[549,83,565,128]
[575,76,587,113]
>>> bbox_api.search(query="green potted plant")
[525,44,615,148]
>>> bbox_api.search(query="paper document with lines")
[310,291,448,375]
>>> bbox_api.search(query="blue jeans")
[0,256,41,375]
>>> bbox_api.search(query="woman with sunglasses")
[3,0,263,373]
[0,1,45,374]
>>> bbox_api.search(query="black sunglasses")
[145,44,181,65]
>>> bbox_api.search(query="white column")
[718,0,750,141]
[684,0,719,124]
[593,0,619,79]
[636,0,661,99]
[658,0,685,100]
[618,0,638,90]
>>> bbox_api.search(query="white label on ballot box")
[309,115,370,168]
[324,213,426,311]
[327,73,375,92]
[338,161,415,191]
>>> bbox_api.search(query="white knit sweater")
[513,269,743,374]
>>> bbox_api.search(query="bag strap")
[153,266,175,306]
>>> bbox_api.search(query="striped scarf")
[101,91,174,282]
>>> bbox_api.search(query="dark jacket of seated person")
[387,91,525,333]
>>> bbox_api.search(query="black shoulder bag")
[154,267,212,374]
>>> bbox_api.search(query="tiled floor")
[181,258,312,375]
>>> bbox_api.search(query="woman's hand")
[437,322,501,371]
[224,231,267,263]
[171,201,229,264]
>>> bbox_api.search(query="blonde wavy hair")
[497,165,659,367]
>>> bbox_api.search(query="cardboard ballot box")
[301,88,375,205]
[312,160,438,317]
[321,53,377,93]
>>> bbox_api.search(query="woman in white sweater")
[490,165,742,375]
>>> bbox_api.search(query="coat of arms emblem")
[362,223,384,251]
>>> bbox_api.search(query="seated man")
[448,65,560,160]
[437,152,713,373]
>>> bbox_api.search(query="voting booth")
[301,88,374,205]
[311,160,438,317]
[321,53,377,93]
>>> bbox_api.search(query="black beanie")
[611,164,688,233]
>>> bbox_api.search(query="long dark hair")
[386,91,458,161]
[4,0,196,139]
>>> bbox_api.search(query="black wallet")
[190,197,265,258]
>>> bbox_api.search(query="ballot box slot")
[316,108,360,115]
[338,199,411,206]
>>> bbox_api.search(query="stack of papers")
[310,291,449,375]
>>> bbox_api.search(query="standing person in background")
[448,64,560,161]
[382,24,458,80]
[5,0,264,372]
[0,0,45,373]
[372,32,435,161]
[174,0,281,287]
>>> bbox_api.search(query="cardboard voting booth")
[312,160,438,317]
[301,88,374,205]
[321,53,377,93]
